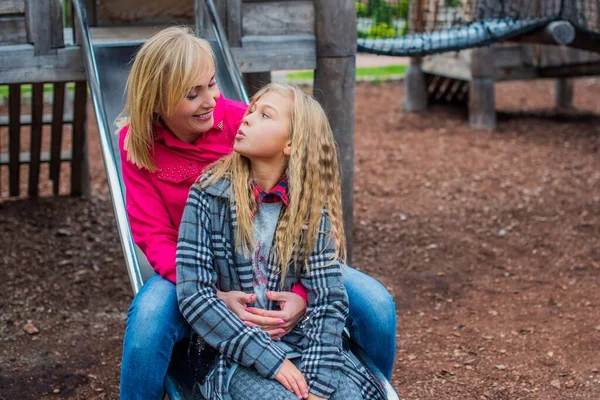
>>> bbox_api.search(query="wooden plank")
[0,0,25,14]
[242,0,314,37]
[26,1,55,55]
[28,83,44,197]
[232,35,316,72]
[0,150,72,165]
[50,82,66,194]
[89,26,159,44]
[96,0,193,23]
[8,84,21,197]
[0,16,27,44]
[227,0,242,46]
[422,53,472,81]
[0,44,86,84]
[71,81,89,197]
[0,112,74,127]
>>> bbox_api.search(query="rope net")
[356,0,600,56]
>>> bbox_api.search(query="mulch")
[2,78,600,399]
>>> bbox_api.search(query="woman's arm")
[176,186,286,379]
[120,133,178,282]
[299,210,348,399]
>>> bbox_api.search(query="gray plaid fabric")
[228,358,364,400]
[177,178,385,400]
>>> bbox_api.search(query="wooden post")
[194,0,206,34]
[555,78,574,109]
[405,57,428,111]
[469,47,496,129]
[84,0,97,26]
[313,0,356,260]
[404,0,428,112]
[50,82,66,195]
[8,84,21,197]
[26,0,63,55]
[243,72,271,97]
[29,83,44,197]
[71,81,90,197]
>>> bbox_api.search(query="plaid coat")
[176,178,385,400]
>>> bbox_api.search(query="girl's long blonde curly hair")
[201,83,346,281]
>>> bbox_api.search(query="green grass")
[287,64,408,81]
[0,83,76,99]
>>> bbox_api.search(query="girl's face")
[160,70,220,143]
[234,92,292,160]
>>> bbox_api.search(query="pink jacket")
[120,95,247,283]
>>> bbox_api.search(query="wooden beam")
[242,1,314,37]
[8,84,21,197]
[0,0,25,14]
[232,35,316,72]
[508,21,576,46]
[313,0,356,259]
[28,83,44,197]
[0,45,86,84]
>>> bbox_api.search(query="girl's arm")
[120,132,178,282]
[299,210,348,399]
[176,186,286,379]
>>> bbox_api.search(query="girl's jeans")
[119,266,397,400]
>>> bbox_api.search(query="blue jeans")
[119,267,396,400]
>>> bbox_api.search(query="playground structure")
[0,1,400,399]
[357,0,600,128]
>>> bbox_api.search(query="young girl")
[177,84,385,400]
[119,27,395,399]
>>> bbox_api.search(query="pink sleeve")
[120,130,178,283]
[291,283,308,305]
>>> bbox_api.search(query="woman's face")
[160,70,221,143]
[234,91,292,160]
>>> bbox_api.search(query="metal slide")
[72,0,399,398]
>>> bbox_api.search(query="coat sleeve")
[176,186,286,379]
[299,210,348,399]
[120,130,178,282]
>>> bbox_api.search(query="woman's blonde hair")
[118,26,215,171]
[201,83,346,283]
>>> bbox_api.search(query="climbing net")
[356,0,600,56]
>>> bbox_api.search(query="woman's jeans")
[119,267,397,400]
